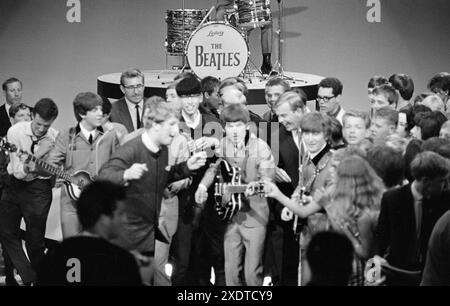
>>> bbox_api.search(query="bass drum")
[186,22,249,80]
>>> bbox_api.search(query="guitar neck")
[22,150,71,181]
[226,184,264,194]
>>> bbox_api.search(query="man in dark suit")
[262,77,290,123]
[376,151,450,285]
[0,77,23,285]
[263,90,308,286]
[110,68,145,133]
[1,77,23,137]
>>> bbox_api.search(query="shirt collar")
[141,130,160,154]
[411,181,423,202]
[181,110,201,129]
[125,97,144,110]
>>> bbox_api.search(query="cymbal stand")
[270,0,293,80]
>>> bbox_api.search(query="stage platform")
[97,70,324,104]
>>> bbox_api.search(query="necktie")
[88,133,93,145]
[30,138,39,154]
[135,104,141,129]
[416,198,422,238]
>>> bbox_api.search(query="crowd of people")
[0,69,449,286]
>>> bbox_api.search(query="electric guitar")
[0,137,94,200]
[214,159,265,222]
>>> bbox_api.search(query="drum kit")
[164,0,286,81]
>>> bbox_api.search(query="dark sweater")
[98,136,193,254]
[37,236,142,286]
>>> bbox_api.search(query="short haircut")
[201,76,220,95]
[8,103,30,118]
[73,92,103,122]
[265,77,291,92]
[415,111,448,140]
[2,77,22,91]
[422,137,450,160]
[388,73,414,101]
[368,75,389,89]
[318,77,343,96]
[306,231,354,286]
[33,98,58,121]
[300,111,332,140]
[427,72,450,93]
[373,106,398,127]
[343,110,371,129]
[142,97,177,128]
[76,180,127,230]
[372,84,399,107]
[218,77,248,97]
[410,151,450,181]
[274,90,306,112]
[329,116,343,146]
[120,68,144,86]
[220,104,250,123]
[101,96,112,115]
[366,145,405,188]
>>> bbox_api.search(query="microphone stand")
[270,0,293,80]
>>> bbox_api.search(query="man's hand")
[275,167,291,183]
[123,163,148,181]
[34,138,55,158]
[195,184,208,204]
[263,181,282,199]
[187,151,207,170]
[193,137,220,151]
[281,207,294,221]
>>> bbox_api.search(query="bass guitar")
[0,137,94,200]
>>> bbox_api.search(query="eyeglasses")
[123,84,144,91]
[316,95,336,103]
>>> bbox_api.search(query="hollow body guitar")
[214,159,264,222]
[0,137,93,200]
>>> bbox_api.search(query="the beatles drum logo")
[187,23,248,80]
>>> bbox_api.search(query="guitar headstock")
[0,137,18,154]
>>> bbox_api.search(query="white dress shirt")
[125,98,144,130]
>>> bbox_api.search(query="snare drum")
[165,9,209,54]
[186,22,249,80]
[237,0,272,28]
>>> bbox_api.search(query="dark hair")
[389,73,414,101]
[300,112,332,141]
[415,111,447,140]
[366,145,404,188]
[422,137,450,160]
[73,92,103,122]
[399,107,415,133]
[413,92,433,105]
[201,76,220,95]
[427,72,450,93]
[76,180,127,230]
[33,98,58,121]
[2,77,22,91]
[404,138,423,183]
[220,104,250,123]
[101,96,112,115]
[318,77,343,96]
[372,84,399,108]
[410,151,450,181]
[368,75,389,89]
[265,77,291,92]
[306,231,354,286]
[329,117,344,148]
[8,103,30,118]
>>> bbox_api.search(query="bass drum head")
[186,22,248,80]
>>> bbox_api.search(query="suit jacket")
[376,184,450,272]
[110,98,135,133]
[0,104,12,137]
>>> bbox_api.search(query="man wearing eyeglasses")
[316,77,345,125]
[110,68,145,133]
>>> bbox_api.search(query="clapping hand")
[123,163,148,181]
[187,151,207,170]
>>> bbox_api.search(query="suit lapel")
[118,99,134,132]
